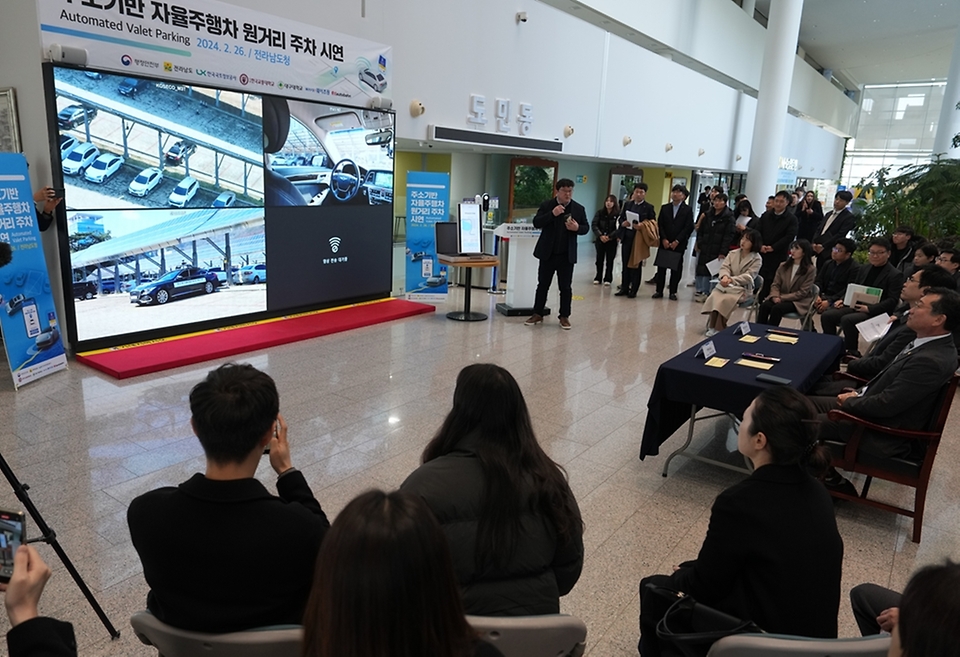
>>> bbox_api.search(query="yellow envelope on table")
[739,335,761,343]
[705,357,729,368]
[735,357,775,370]
[767,334,799,344]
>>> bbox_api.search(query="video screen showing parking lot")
[51,65,394,349]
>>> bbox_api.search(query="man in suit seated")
[812,238,859,320]
[811,288,960,494]
[845,265,957,380]
[820,238,904,356]
[127,363,330,633]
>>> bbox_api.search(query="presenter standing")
[525,179,589,329]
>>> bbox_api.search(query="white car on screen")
[61,142,99,176]
[83,153,124,184]
[168,176,199,208]
[213,191,236,208]
[128,167,163,197]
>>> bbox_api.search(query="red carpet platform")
[76,299,435,379]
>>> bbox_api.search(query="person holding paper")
[652,184,694,300]
[813,238,860,317]
[702,229,762,335]
[693,193,735,300]
[753,191,799,301]
[756,240,816,326]
[820,238,904,356]
[526,179,589,329]
[796,191,824,243]
[615,183,655,296]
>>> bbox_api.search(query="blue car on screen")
[129,267,219,306]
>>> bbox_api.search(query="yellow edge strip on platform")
[77,297,394,357]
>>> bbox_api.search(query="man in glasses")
[820,238,904,356]
[936,248,960,283]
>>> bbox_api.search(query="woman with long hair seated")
[757,239,816,326]
[401,363,584,616]
[301,489,503,657]
[702,228,763,336]
[638,387,843,656]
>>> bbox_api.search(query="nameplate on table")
[733,321,751,336]
[695,340,717,359]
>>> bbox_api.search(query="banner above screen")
[37,0,392,106]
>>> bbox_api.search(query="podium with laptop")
[435,203,499,321]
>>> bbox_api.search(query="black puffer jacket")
[401,436,584,616]
[696,208,736,276]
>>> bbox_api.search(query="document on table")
[625,211,639,228]
[856,313,892,343]
[706,258,723,276]
[705,356,729,368]
[767,334,799,344]
[735,357,775,370]
[739,335,761,343]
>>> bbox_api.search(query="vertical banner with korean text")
[0,154,68,389]
[405,172,449,302]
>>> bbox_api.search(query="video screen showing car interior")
[49,65,395,350]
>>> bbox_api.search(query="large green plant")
[854,155,960,243]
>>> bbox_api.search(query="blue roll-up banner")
[405,171,450,301]
[0,154,68,389]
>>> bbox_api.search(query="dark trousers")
[821,307,866,351]
[655,264,682,295]
[757,299,796,326]
[534,252,575,318]
[620,239,633,290]
[758,266,776,301]
[595,239,617,282]
[850,584,901,636]
[626,264,643,296]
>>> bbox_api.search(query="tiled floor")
[1,249,958,656]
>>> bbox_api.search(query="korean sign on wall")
[38,0,392,105]
[0,154,68,389]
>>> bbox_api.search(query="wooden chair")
[824,373,960,542]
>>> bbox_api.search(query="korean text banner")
[0,154,68,389]
[38,0,391,105]
[405,172,449,302]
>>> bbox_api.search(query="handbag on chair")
[643,584,763,657]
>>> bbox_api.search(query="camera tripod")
[0,450,120,639]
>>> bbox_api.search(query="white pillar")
[933,28,960,157]
[742,0,756,20]
[745,0,804,203]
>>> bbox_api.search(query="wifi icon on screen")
[329,236,342,253]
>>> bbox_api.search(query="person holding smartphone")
[2,545,77,656]
[32,187,62,232]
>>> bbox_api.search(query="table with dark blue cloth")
[640,323,843,465]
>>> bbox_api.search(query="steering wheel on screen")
[329,158,361,201]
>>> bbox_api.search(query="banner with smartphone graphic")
[0,153,68,389]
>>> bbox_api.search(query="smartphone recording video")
[0,509,27,583]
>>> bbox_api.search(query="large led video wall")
[47,64,395,351]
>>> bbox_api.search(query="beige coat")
[702,249,762,319]
[628,220,660,268]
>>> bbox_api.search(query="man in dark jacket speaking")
[526,178,589,330]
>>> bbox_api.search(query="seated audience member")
[401,364,584,616]
[820,238,904,356]
[301,490,503,657]
[127,363,330,633]
[757,239,816,326]
[752,190,799,301]
[908,242,939,277]
[845,265,958,380]
[638,387,843,656]
[813,238,859,317]
[937,248,960,283]
[702,229,763,335]
[2,545,76,657]
[812,190,856,272]
[892,561,960,657]
[813,288,960,494]
[693,193,736,300]
[889,225,919,273]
